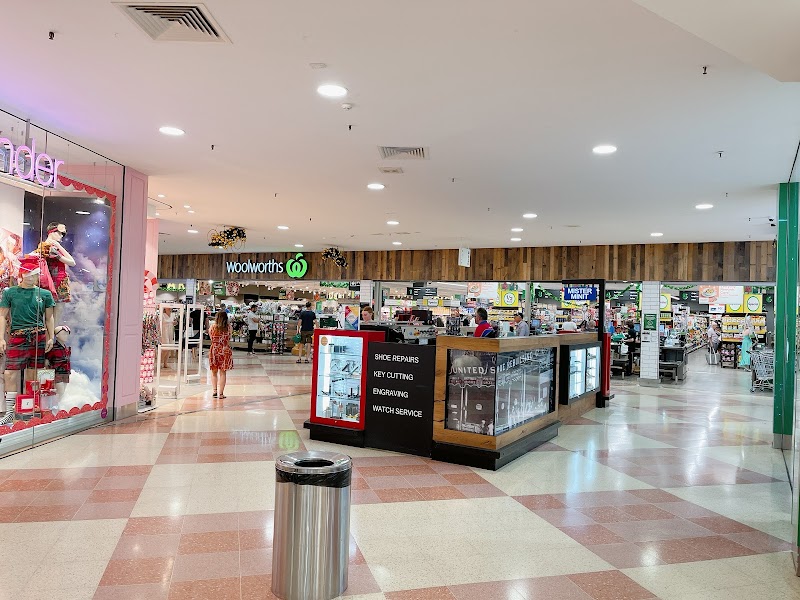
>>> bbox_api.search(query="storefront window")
[0,109,120,452]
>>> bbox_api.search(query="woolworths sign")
[225,253,308,279]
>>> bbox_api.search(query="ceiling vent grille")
[378,146,428,160]
[115,2,229,42]
[378,166,404,174]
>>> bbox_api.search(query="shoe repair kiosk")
[307,331,602,470]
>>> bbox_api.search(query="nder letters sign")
[365,343,435,456]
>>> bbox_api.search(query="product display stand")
[155,303,185,401]
[183,303,205,384]
[271,314,287,354]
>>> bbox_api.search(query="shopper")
[209,310,233,399]
[474,307,494,337]
[740,315,755,370]
[298,301,316,364]
[707,322,721,353]
[246,305,260,355]
[513,313,530,337]
[361,305,374,323]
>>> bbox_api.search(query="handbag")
[292,333,302,343]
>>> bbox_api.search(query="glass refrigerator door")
[585,346,599,392]
[315,335,365,424]
[569,348,586,399]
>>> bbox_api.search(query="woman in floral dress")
[209,311,233,398]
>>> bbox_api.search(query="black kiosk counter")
[307,330,602,470]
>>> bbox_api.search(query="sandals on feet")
[219,394,226,399]
[296,359,302,363]
[212,391,217,398]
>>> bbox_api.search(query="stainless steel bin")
[272,451,352,600]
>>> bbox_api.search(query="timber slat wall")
[158,241,775,282]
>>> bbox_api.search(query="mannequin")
[0,257,55,423]
[46,325,71,398]
[35,222,74,323]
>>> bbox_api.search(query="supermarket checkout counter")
[307,331,602,470]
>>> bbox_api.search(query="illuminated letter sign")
[0,137,63,188]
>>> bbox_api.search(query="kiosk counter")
[308,332,604,470]
[432,335,562,470]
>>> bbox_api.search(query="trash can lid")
[275,451,352,475]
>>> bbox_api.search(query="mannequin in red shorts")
[34,222,74,323]
[0,257,55,424]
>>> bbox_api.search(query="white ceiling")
[1,0,799,254]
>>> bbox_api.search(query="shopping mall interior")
[0,1,799,599]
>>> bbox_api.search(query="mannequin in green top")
[0,257,55,423]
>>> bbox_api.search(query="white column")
[639,281,661,386]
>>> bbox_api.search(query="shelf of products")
[720,342,739,368]
[721,315,767,343]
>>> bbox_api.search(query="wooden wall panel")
[158,241,776,283]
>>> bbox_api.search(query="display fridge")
[310,329,385,430]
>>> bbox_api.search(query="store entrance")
[607,282,774,393]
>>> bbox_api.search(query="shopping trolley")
[750,348,774,393]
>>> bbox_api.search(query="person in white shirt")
[513,313,530,337]
[707,322,720,353]
[246,305,260,355]
[561,318,578,332]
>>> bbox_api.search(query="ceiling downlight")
[115,3,230,43]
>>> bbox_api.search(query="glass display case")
[445,347,556,436]
[559,341,602,404]
[585,346,600,393]
[310,329,385,430]
[568,348,586,400]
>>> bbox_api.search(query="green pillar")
[774,182,798,448]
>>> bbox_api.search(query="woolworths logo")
[225,253,308,278]
[286,253,308,279]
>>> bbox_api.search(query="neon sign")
[0,138,64,188]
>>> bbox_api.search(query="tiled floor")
[0,351,797,599]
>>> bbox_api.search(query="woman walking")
[209,310,233,398]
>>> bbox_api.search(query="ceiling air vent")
[378,166,404,174]
[115,2,229,42]
[378,146,428,160]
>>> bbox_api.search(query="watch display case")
[585,346,599,393]
[568,348,586,400]
[310,329,385,430]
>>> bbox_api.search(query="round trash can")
[272,451,352,600]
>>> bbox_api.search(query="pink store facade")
[0,108,147,455]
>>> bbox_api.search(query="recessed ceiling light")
[294,244,304,248]
[592,144,617,155]
[367,183,385,190]
[695,203,714,210]
[155,212,160,216]
[188,210,195,214]
[650,232,663,237]
[387,220,399,225]
[188,229,198,234]
[183,204,191,209]
[511,227,523,232]
[277,225,289,230]
[159,126,185,136]
[317,84,348,98]
[157,194,165,198]
[75,211,90,215]
[510,237,522,242]
[522,213,537,219]
[392,241,402,246]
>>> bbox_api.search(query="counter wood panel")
[159,241,774,283]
